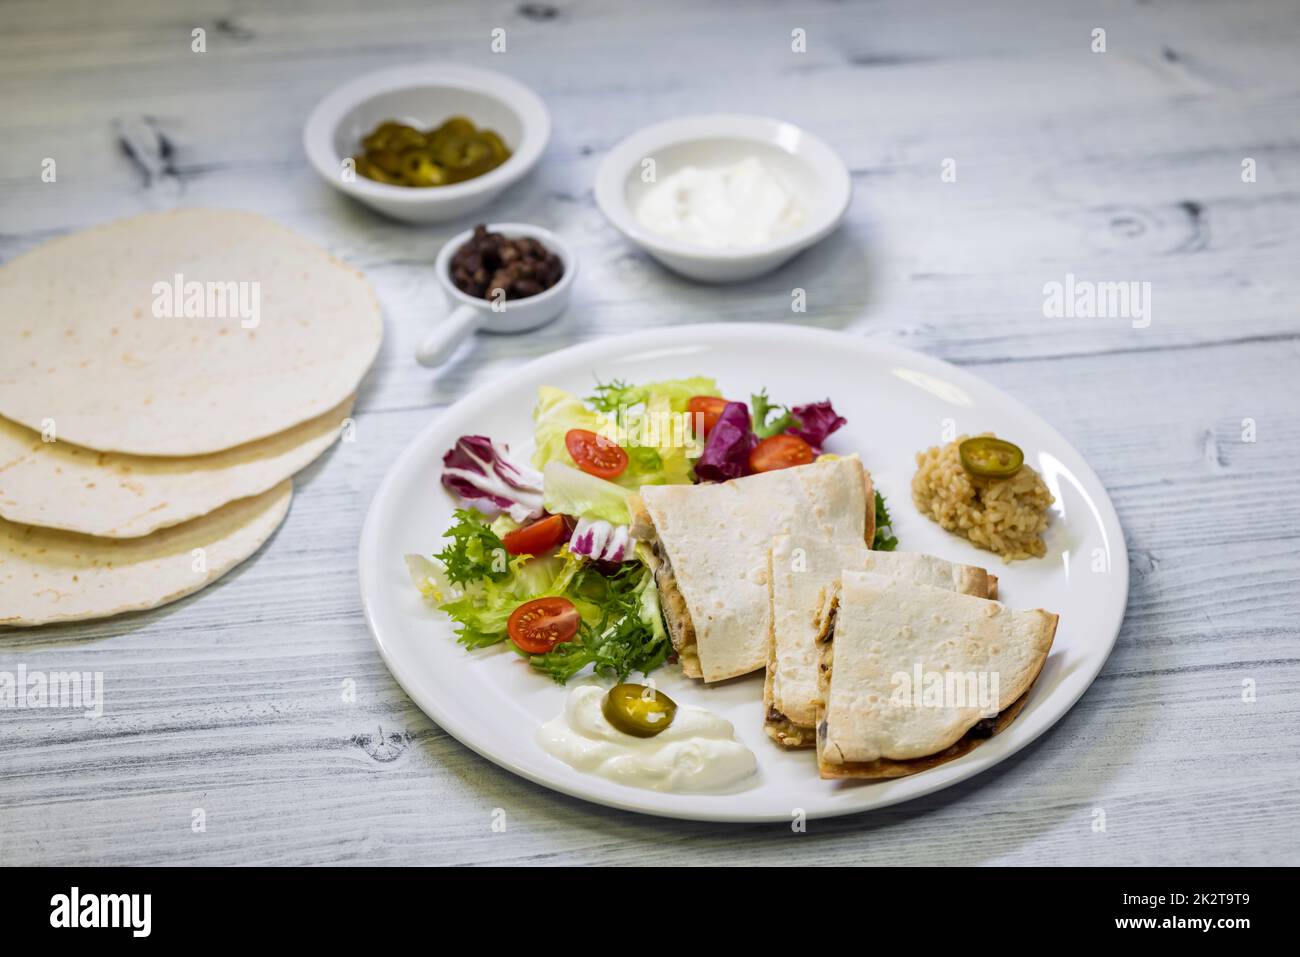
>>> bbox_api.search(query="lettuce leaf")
[528,557,670,683]
[532,386,603,474]
[433,508,511,586]
[541,461,632,525]
[405,553,454,604]
[533,379,719,490]
[872,491,899,551]
[750,389,801,439]
[437,547,586,649]
[587,376,719,416]
[414,511,670,680]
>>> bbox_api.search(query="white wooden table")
[2,0,1297,866]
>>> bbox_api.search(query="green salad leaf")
[533,379,720,492]
[417,512,669,680]
[434,509,511,585]
[529,551,670,683]
[750,388,802,439]
[435,546,585,650]
[541,461,632,525]
[587,376,718,415]
[533,385,603,468]
[585,378,635,412]
[872,491,899,551]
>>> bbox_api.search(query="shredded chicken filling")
[651,540,698,664]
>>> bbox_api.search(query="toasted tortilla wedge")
[810,550,994,642]
[816,571,1057,779]
[637,456,872,683]
[766,544,995,748]
[817,687,1033,780]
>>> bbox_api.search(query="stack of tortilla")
[0,209,383,626]
[632,455,1058,780]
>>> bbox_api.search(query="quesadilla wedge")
[631,456,873,683]
[765,543,997,748]
[815,570,1056,779]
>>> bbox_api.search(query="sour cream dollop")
[537,685,758,792]
[635,157,805,249]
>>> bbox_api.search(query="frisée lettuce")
[528,547,670,683]
[586,376,719,416]
[408,510,669,681]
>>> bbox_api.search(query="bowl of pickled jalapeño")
[304,64,550,223]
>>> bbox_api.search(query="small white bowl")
[594,114,852,283]
[415,223,577,368]
[304,64,550,223]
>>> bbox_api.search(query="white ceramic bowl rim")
[594,113,853,262]
[434,222,577,314]
[304,63,551,205]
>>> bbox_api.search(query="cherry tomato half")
[507,596,580,654]
[565,428,629,479]
[687,396,730,438]
[748,434,814,473]
[501,514,567,556]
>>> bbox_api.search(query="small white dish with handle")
[415,223,577,368]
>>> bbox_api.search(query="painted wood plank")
[1,0,1297,866]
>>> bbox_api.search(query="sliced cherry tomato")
[507,596,580,654]
[748,434,814,473]
[565,428,629,479]
[687,395,730,438]
[501,514,567,556]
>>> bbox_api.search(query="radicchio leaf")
[569,517,632,563]
[694,401,756,483]
[441,435,544,523]
[788,400,847,454]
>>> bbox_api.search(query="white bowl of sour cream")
[595,114,851,283]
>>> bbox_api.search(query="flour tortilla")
[810,549,993,640]
[0,397,351,537]
[0,481,291,626]
[816,571,1057,778]
[639,456,872,683]
[766,543,993,746]
[0,209,381,456]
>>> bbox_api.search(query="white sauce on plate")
[635,157,805,248]
[537,685,757,792]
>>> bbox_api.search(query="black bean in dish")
[450,225,564,301]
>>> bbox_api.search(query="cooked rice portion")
[911,434,1054,561]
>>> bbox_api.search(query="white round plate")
[360,324,1128,822]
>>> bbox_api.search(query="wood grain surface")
[1,0,1297,866]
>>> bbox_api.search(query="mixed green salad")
[405,377,897,683]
